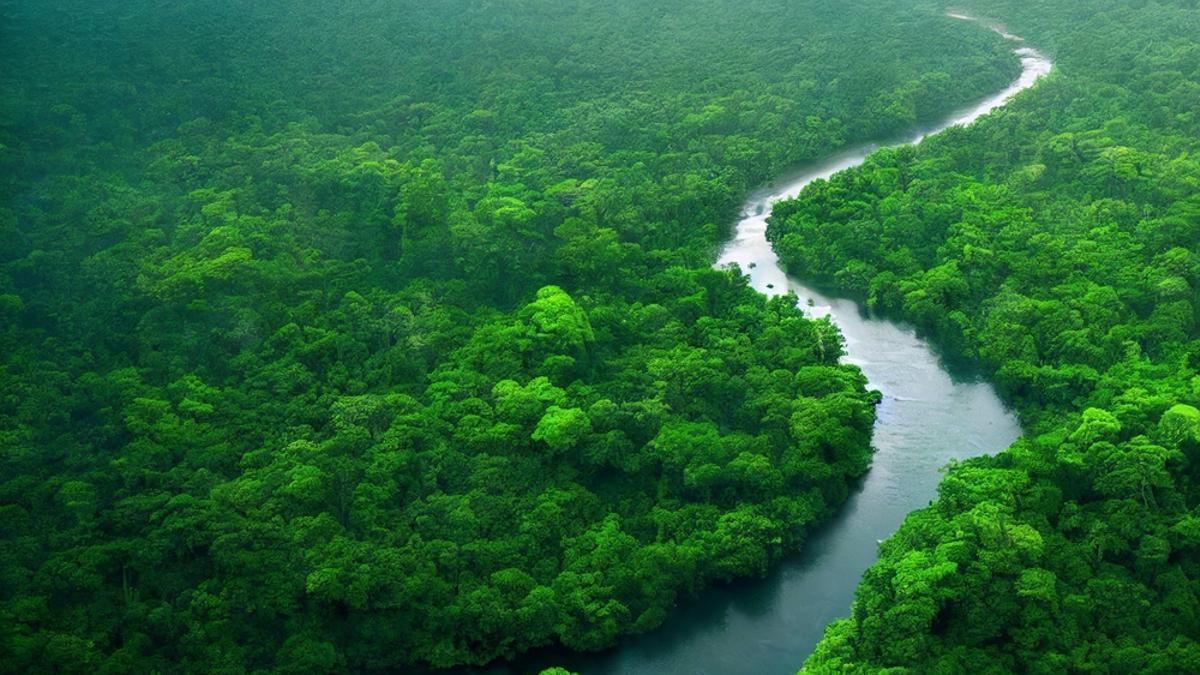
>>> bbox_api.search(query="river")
[482,14,1050,675]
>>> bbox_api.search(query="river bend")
[485,14,1050,675]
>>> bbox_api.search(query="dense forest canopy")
[0,1,1020,672]
[778,0,1200,672]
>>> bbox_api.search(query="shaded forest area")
[773,1,1200,672]
[0,0,1017,671]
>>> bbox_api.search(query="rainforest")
[0,0,1196,674]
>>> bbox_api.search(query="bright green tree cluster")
[770,1,1200,671]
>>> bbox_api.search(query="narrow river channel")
[481,14,1051,675]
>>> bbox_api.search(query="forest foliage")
[771,1,1200,672]
[0,0,1019,671]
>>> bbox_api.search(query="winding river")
[483,15,1051,675]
